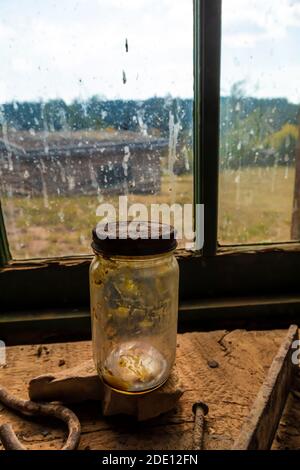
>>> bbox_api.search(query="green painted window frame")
[1,0,300,343]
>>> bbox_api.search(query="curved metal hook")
[0,385,81,450]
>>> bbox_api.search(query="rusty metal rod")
[0,424,26,450]
[192,402,209,450]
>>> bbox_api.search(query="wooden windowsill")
[0,329,290,450]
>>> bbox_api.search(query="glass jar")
[90,221,179,395]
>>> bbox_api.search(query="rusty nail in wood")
[192,402,209,450]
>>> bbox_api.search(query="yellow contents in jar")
[101,340,168,393]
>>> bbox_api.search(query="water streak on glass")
[219,0,300,244]
[0,0,193,258]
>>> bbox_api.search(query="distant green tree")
[267,123,298,165]
[220,81,246,169]
[67,100,91,130]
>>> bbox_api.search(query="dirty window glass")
[219,0,300,244]
[0,0,193,258]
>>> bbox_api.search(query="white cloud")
[0,0,193,102]
[0,23,15,40]
[0,0,299,103]
[0,81,7,103]
[223,0,300,47]
[221,0,300,102]
[11,57,32,73]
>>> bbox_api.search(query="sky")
[221,0,300,103]
[0,0,300,104]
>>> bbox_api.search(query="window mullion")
[0,201,11,267]
[194,0,222,256]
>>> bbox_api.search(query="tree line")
[220,82,300,169]
[0,96,193,137]
[1,84,299,169]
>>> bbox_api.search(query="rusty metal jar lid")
[92,221,177,256]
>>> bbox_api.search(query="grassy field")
[2,166,296,259]
[219,166,295,244]
[2,174,194,259]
